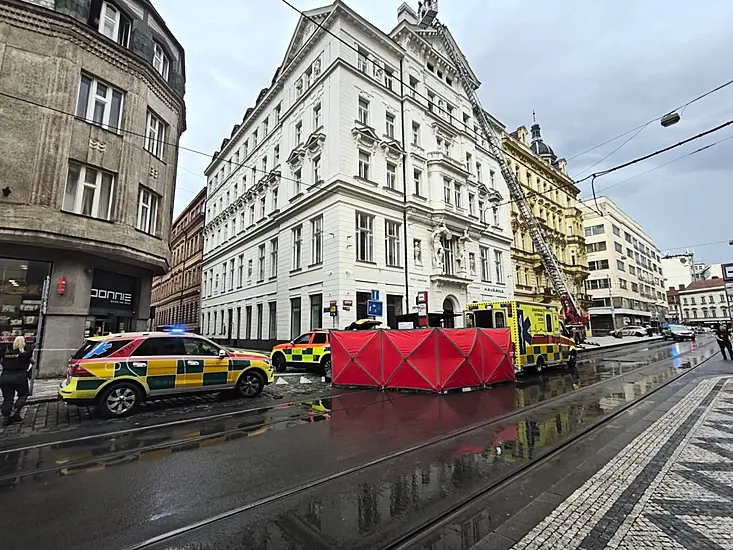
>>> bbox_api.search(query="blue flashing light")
[169,325,186,334]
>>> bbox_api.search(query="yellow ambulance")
[465,300,577,374]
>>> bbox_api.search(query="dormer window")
[153,42,170,80]
[91,1,131,47]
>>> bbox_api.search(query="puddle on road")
[0,341,715,489]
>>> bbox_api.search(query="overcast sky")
[157,0,733,266]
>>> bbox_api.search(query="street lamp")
[661,112,681,127]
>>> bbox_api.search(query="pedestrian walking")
[0,336,35,426]
[714,322,733,360]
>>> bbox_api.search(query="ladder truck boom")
[417,1,586,335]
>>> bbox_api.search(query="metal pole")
[610,280,616,332]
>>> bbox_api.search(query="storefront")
[85,269,136,337]
[0,257,51,350]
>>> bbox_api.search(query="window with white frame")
[384,67,394,90]
[311,216,323,265]
[152,42,170,80]
[271,187,279,211]
[314,103,322,129]
[97,1,130,46]
[412,122,420,146]
[356,212,374,262]
[75,74,124,132]
[493,206,500,227]
[249,203,255,225]
[274,145,280,167]
[489,170,495,188]
[237,255,244,287]
[292,226,302,270]
[295,121,302,145]
[442,237,455,275]
[294,169,302,195]
[413,169,422,196]
[221,263,227,292]
[252,129,258,147]
[444,179,452,204]
[63,162,115,220]
[385,112,395,138]
[144,110,166,158]
[313,155,321,183]
[358,49,369,73]
[239,211,246,232]
[359,150,370,179]
[247,259,253,282]
[263,116,269,136]
[270,238,278,277]
[468,192,476,217]
[386,162,397,189]
[480,247,490,282]
[454,182,462,209]
[494,250,505,283]
[358,97,369,125]
[229,259,235,290]
[478,199,485,223]
[259,196,266,218]
[385,220,401,267]
[136,186,159,234]
[258,244,265,281]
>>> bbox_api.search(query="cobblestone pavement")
[0,372,329,441]
[511,374,733,550]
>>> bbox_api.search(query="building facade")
[502,122,589,310]
[150,188,206,332]
[0,0,186,375]
[677,279,729,326]
[200,2,513,348]
[580,197,667,334]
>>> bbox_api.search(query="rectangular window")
[98,1,130,46]
[63,162,115,220]
[356,212,374,262]
[476,163,483,182]
[359,150,370,180]
[409,75,418,97]
[478,200,485,223]
[274,145,280,167]
[256,304,263,339]
[629,265,636,275]
[153,42,170,80]
[313,103,322,129]
[271,187,278,211]
[75,74,124,132]
[358,97,369,125]
[263,117,269,136]
[412,122,420,146]
[294,169,302,195]
[386,162,397,189]
[384,67,394,90]
[444,179,452,204]
[584,224,605,236]
[268,301,277,339]
[588,259,610,270]
[259,196,266,219]
[295,121,302,145]
[252,129,258,148]
[493,207,500,227]
[468,192,476,217]
[586,242,608,253]
[413,169,422,196]
[619,278,628,289]
[264,239,276,279]
[145,113,167,158]
[386,112,395,138]
[290,298,301,339]
[258,244,265,281]
[237,254,244,287]
[221,263,227,292]
[454,182,462,208]
[313,155,321,183]
[136,186,159,235]
[310,294,322,330]
[480,247,490,282]
[385,220,401,267]
[614,242,623,253]
[292,226,302,270]
[244,306,252,339]
[247,259,253,281]
[494,250,505,283]
[612,225,621,236]
[617,260,625,271]
[311,216,323,265]
[466,152,472,173]
[358,49,369,73]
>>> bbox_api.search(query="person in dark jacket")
[714,323,733,360]
[0,336,35,425]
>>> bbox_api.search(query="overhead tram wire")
[567,76,733,163]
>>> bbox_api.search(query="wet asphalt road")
[0,338,717,550]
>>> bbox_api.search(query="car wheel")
[96,382,142,418]
[535,356,545,374]
[272,353,287,373]
[237,370,265,398]
[321,356,332,382]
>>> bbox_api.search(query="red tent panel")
[383,330,439,390]
[331,330,382,387]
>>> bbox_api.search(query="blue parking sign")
[367,300,383,317]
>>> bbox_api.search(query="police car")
[270,330,332,381]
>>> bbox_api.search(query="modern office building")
[580,197,668,333]
[150,188,206,332]
[0,0,186,375]
[200,2,513,347]
[502,121,589,310]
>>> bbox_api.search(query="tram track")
[1,338,669,457]
[117,340,717,550]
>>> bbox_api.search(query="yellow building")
[502,121,590,310]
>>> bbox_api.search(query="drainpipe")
[399,57,410,321]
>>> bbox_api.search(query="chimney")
[678,284,685,290]
[397,2,418,25]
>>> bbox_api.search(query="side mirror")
[219,349,227,359]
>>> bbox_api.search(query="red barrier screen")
[331,328,514,391]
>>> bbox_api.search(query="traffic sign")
[367,300,383,316]
[371,289,380,301]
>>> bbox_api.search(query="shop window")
[0,258,51,347]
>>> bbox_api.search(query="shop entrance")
[87,315,131,337]
[0,257,51,349]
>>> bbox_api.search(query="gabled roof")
[679,279,726,292]
[278,3,336,77]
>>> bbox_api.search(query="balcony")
[427,151,470,176]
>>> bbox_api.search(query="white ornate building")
[200,2,512,344]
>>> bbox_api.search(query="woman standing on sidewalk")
[0,336,35,426]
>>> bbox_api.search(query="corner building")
[201,2,513,346]
[0,0,186,375]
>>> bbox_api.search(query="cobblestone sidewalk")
[511,375,733,549]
